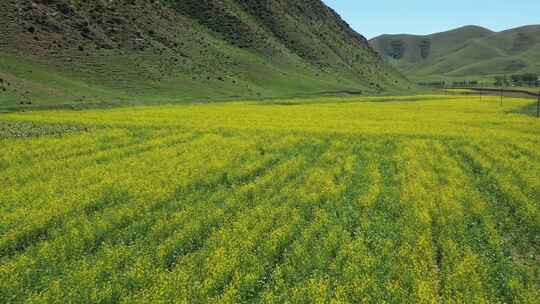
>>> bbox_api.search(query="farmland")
[0,95,539,303]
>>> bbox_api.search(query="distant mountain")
[370,25,540,80]
[0,0,408,108]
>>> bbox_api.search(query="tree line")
[418,73,539,88]
[495,73,539,87]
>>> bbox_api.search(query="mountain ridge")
[0,0,408,108]
[370,24,540,81]
[371,25,494,41]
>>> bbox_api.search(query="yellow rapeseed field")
[0,95,538,303]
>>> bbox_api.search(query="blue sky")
[322,0,540,39]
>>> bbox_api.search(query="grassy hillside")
[370,25,540,81]
[0,0,409,108]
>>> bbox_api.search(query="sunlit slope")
[1,95,539,302]
[370,25,540,80]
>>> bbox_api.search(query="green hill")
[370,25,540,82]
[0,0,408,108]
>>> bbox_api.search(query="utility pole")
[537,90,540,118]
